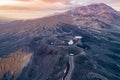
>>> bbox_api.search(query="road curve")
[64,55,74,80]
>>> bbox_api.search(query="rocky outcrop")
[0,50,32,79]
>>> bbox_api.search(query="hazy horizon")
[0,0,120,20]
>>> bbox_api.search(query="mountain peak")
[66,3,117,15]
[86,3,116,12]
[65,3,117,21]
[87,3,111,7]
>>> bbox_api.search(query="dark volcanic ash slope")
[0,3,120,80]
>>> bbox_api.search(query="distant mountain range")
[0,3,120,80]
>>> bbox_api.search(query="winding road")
[64,55,74,80]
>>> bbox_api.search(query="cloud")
[3,0,70,11]
[16,0,70,4]
[17,0,31,1]
[43,0,69,4]
[0,6,30,10]
[0,0,70,19]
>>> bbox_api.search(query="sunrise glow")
[0,0,120,20]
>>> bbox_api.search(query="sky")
[0,0,120,20]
